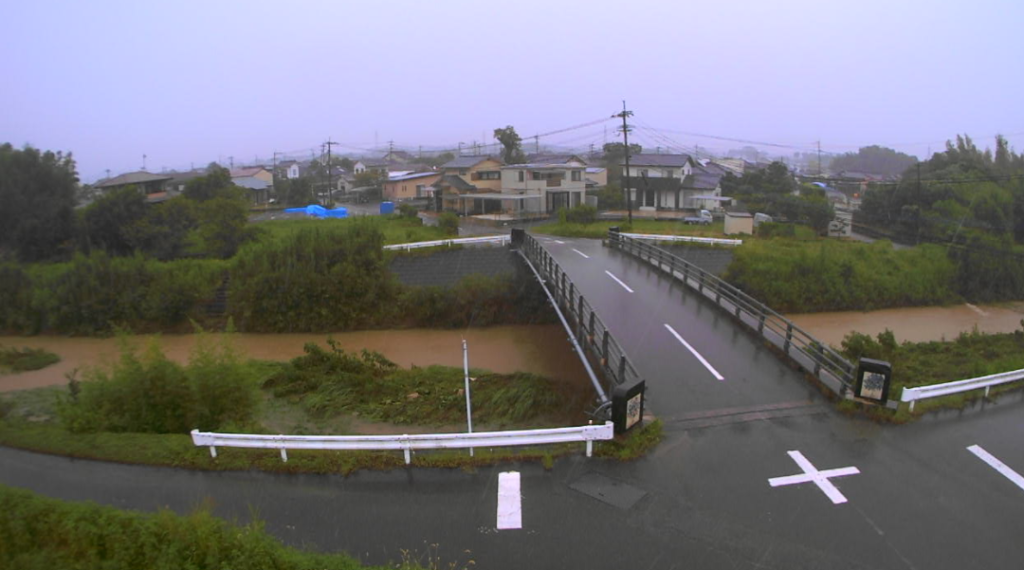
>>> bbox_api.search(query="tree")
[829,145,917,177]
[125,197,198,260]
[79,186,148,256]
[438,212,459,236]
[0,143,79,261]
[183,163,233,202]
[191,195,255,258]
[279,177,314,206]
[493,126,526,164]
[601,143,643,183]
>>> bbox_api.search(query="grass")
[0,484,407,570]
[0,345,60,374]
[532,219,728,239]
[252,215,447,245]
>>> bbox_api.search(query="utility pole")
[816,140,822,176]
[615,101,634,225]
[142,154,147,171]
[458,142,463,156]
[534,135,539,154]
[229,156,234,168]
[105,168,111,181]
[325,138,339,205]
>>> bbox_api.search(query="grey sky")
[3,0,1022,181]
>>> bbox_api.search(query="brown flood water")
[788,301,1024,347]
[0,325,588,393]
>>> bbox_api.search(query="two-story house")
[382,171,441,202]
[500,155,587,215]
[434,156,505,213]
[621,154,697,210]
[353,158,390,176]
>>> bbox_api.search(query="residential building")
[96,171,174,203]
[230,166,273,185]
[435,156,505,213]
[353,158,390,175]
[233,177,271,205]
[382,172,441,202]
[275,160,306,180]
[500,155,587,215]
[382,149,415,164]
[622,154,695,210]
[585,166,607,189]
[163,169,207,195]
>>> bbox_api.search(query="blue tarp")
[284,205,348,218]
[380,201,395,215]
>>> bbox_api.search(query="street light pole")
[462,339,474,457]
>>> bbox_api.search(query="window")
[640,169,648,177]
[532,171,543,180]
[416,184,425,197]
[478,171,500,180]
[459,169,468,175]
[518,170,525,182]
[571,170,581,181]
[665,169,674,177]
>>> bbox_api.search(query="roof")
[232,177,270,190]
[693,195,731,201]
[385,171,440,183]
[585,178,602,186]
[442,155,501,169]
[625,154,692,167]
[687,173,722,190]
[585,167,606,174]
[437,174,476,191]
[357,159,390,168]
[96,171,173,188]
[230,167,269,178]
[624,176,681,192]
[701,162,732,176]
[525,154,588,166]
[383,150,415,160]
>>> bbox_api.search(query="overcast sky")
[3,0,1022,181]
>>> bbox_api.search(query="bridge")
[1,231,1022,569]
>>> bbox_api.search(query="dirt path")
[787,301,1024,347]
[0,325,588,393]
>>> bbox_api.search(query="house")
[382,172,441,202]
[499,156,587,215]
[585,166,607,189]
[621,154,696,210]
[353,158,390,175]
[163,169,207,196]
[230,166,273,185]
[233,177,271,205]
[382,149,415,164]
[275,160,306,180]
[435,156,505,213]
[96,171,174,203]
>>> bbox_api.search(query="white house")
[499,155,587,215]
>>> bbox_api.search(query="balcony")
[545,178,562,187]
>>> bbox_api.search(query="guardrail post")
[281,448,288,462]
[985,386,991,398]
[784,323,793,352]
[909,400,916,412]
[569,282,575,313]
[403,435,411,465]
[758,314,766,333]
[560,273,566,303]
[209,446,217,458]
[602,330,609,365]
[577,296,584,321]
[588,310,596,339]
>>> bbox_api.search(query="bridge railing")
[901,368,1024,411]
[191,422,614,464]
[619,232,743,247]
[384,235,510,251]
[608,231,856,395]
[519,233,644,404]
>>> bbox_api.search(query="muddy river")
[788,302,1024,347]
[0,325,589,393]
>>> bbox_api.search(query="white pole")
[463,339,474,457]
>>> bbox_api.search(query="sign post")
[463,340,474,456]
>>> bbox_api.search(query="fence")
[608,231,856,395]
[901,368,1024,411]
[384,235,510,251]
[518,232,644,412]
[191,422,615,465]
[619,232,743,247]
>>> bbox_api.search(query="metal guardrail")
[620,232,743,247]
[901,368,1024,411]
[519,233,644,408]
[191,422,614,464]
[384,235,510,251]
[608,231,856,395]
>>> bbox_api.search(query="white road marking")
[663,323,724,381]
[604,270,634,293]
[769,450,860,505]
[968,445,1024,492]
[554,240,566,244]
[497,471,522,530]
[965,303,989,317]
[572,248,590,259]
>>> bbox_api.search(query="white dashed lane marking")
[605,270,634,293]
[968,445,1024,492]
[572,248,590,259]
[664,323,724,381]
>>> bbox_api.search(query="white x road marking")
[605,270,634,293]
[769,450,860,505]
[497,471,522,530]
[968,445,1024,492]
[572,248,590,259]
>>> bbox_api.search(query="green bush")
[438,212,459,236]
[559,204,597,225]
[228,220,399,332]
[0,346,60,373]
[57,333,261,433]
[723,239,959,312]
[398,272,553,328]
[0,485,371,570]
[397,203,420,219]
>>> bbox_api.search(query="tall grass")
[0,484,377,570]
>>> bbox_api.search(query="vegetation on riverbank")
[840,325,1024,417]
[0,484,399,570]
[0,345,60,374]
[533,218,727,239]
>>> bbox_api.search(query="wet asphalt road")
[1,236,1022,569]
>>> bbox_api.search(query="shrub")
[397,203,420,219]
[57,332,260,433]
[0,345,60,372]
[560,204,597,225]
[438,212,459,236]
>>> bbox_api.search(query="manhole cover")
[569,472,647,510]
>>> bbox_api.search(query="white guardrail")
[619,232,743,247]
[191,422,615,464]
[901,368,1024,411]
[383,235,511,251]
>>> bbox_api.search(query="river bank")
[788,301,1024,347]
[0,325,588,393]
